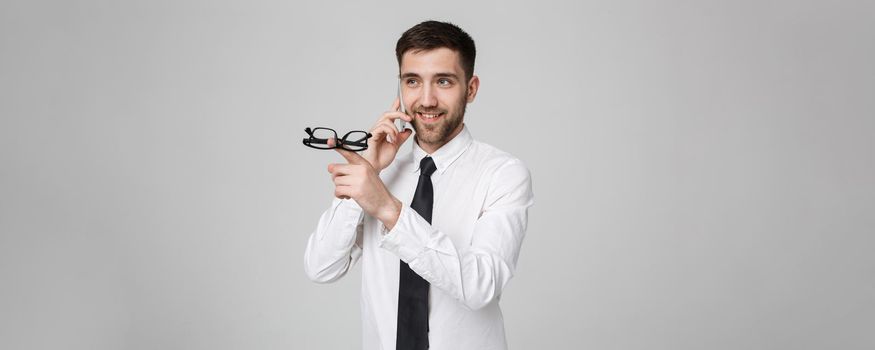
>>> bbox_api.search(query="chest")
[385,163,491,250]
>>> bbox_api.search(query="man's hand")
[362,98,414,172]
[328,138,403,229]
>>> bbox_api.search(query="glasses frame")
[302,127,372,152]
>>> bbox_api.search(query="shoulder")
[465,140,534,207]
[466,140,530,178]
[463,140,532,197]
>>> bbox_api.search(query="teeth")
[419,113,440,119]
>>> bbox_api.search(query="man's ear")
[466,75,480,103]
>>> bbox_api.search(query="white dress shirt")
[304,125,534,350]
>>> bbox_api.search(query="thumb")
[396,128,414,146]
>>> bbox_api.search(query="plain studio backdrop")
[1,0,873,349]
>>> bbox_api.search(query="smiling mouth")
[416,112,445,122]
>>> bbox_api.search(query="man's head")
[395,21,479,153]
[396,21,476,82]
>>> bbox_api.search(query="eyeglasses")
[302,127,372,152]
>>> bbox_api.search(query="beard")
[410,90,467,147]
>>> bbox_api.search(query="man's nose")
[420,85,437,108]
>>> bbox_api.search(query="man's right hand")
[363,98,414,172]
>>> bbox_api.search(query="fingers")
[327,163,362,176]
[379,109,413,124]
[328,164,363,199]
[328,164,362,196]
[327,164,367,182]
[369,99,412,144]
[371,100,413,143]
[375,112,412,136]
[334,146,368,165]
[334,185,351,200]
[327,137,370,162]
[370,120,399,144]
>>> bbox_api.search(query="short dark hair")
[395,21,476,81]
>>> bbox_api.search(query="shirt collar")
[410,124,473,175]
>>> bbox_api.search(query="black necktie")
[397,156,436,350]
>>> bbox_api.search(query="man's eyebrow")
[399,72,461,80]
[434,72,460,80]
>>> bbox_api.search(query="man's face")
[399,47,479,151]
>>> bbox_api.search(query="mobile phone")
[396,80,408,132]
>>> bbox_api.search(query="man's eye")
[406,79,419,87]
[437,79,452,86]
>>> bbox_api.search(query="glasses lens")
[342,131,369,151]
[308,128,337,149]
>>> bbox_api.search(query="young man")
[304,21,534,350]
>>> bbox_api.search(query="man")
[304,21,534,350]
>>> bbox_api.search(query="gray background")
[1,0,873,349]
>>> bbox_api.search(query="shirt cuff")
[378,205,429,263]
[334,198,364,223]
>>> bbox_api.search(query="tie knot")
[419,156,437,177]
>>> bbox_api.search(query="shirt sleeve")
[379,160,534,310]
[303,198,365,283]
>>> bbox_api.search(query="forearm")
[303,198,364,283]
[379,205,528,310]
[375,197,403,231]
